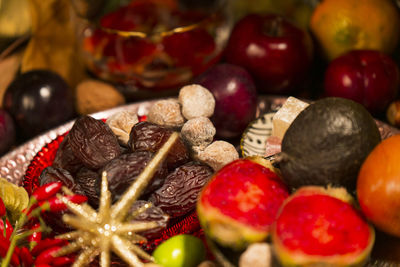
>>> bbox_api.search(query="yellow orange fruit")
[310,0,400,61]
[357,134,400,237]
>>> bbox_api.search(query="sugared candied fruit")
[99,151,169,202]
[147,99,185,128]
[181,117,215,149]
[178,84,215,119]
[106,110,139,145]
[68,115,121,170]
[129,121,190,170]
[149,161,213,218]
[195,141,239,171]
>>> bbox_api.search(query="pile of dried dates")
[38,84,239,237]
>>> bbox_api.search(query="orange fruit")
[310,0,400,61]
[357,134,400,237]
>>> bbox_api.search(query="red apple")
[224,13,313,94]
[324,50,400,115]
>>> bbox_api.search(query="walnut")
[181,117,216,149]
[147,99,185,128]
[106,110,138,145]
[195,141,239,171]
[75,79,125,115]
[179,84,215,119]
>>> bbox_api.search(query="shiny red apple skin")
[324,50,400,115]
[224,13,313,94]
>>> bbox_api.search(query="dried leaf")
[0,52,22,107]
[21,0,86,88]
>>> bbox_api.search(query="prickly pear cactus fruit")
[272,186,375,267]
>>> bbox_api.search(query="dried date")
[149,161,213,218]
[68,116,121,170]
[52,135,83,175]
[99,151,169,202]
[75,167,100,208]
[39,166,85,196]
[128,122,189,170]
[126,200,169,239]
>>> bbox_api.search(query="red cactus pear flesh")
[272,186,375,267]
[197,156,289,250]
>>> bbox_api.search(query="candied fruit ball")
[106,110,139,145]
[181,117,215,149]
[195,141,239,171]
[147,99,185,128]
[178,84,215,119]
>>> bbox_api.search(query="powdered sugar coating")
[195,141,239,171]
[181,117,216,149]
[179,84,215,119]
[147,99,185,128]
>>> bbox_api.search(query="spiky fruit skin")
[197,156,289,250]
[272,186,375,267]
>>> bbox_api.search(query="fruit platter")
[3,0,400,266]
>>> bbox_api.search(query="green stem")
[1,198,37,267]
[1,235,18,267]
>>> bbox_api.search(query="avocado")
[278,97,381,190]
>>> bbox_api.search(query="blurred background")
[1,0,400,158]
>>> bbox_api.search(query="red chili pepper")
[0,217,13,239]
[35,265,51,267]
[52,255,75,266]
[27,222,42,250]
[18,246,34,267]
[34,246,61,265]
[0,234,20,266]
[31,182,63,202]
[0,197,5,217]
[31,238,67,257]
[39,194,88,213]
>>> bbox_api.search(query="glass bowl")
[74,0,232,95]
[22,131,203,254]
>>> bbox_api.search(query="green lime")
[152,234,206,267]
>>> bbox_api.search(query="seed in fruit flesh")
[197,156,289,250]
[279,97,381,190]
[272,186,375,267]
